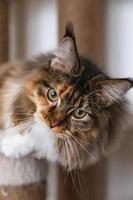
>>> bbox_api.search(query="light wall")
[105,1,133,200]
[9,0,58,60]
[105,0,133,107]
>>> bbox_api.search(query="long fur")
[0,24,132,170]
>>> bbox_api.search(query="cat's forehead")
[55,83,73,95]
[49,72,92,97]
[54,79,91,104]
[53,73,104,104]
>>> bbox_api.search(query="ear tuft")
[51,23,79,74]
[127,77,133,86]
[64,22,75,41]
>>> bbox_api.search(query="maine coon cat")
[0,23,132,170]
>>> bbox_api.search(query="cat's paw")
[0,134,34,159]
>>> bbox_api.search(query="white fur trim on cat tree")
[0,155,46,186]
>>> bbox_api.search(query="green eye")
[73,109,86,119]
[47,88,58,101]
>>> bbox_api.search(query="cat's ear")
[96,78,133,107]
[51,23,79,73]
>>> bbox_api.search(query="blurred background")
[0,0,133,200]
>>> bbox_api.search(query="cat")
[0,23,132,170]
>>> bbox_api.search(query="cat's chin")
[57,155,97,171]
[51,131,66,139]
[56,144,101,171]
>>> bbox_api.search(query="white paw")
[0,134,34,159]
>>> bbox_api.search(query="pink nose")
[50,121,58,128]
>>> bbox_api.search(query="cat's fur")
[0,23,132,170]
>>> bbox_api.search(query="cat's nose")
[50,121,59,128]
[50,119,66,128]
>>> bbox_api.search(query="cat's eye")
[73,109,86,119]
[47,88,58,101]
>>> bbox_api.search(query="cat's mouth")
[37,112,67,138]
[51,127,66,139]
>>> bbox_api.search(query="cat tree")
[0,155,46,200]
[0,2,46,200]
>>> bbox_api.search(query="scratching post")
[0,155,47,200]
[0,183,45,200]
[58,0,106,200]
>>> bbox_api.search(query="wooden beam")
[58,0,106,200]
[0,1,8,63]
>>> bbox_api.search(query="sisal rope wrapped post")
[58,0,106,200]
[0,181,46,200]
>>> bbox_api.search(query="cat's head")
[20,23,133,170]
